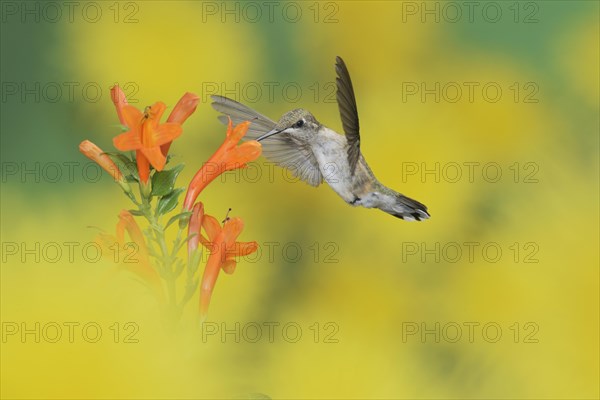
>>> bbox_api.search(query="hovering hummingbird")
[211,56,430,221]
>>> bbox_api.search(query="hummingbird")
[210,56,430,221]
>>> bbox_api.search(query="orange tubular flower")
[113,102,182,179]
[97,210,164,301]
[109,86,198,183]
[110,85,128,127]
[79,140,125,184]
[183,118,262,211]
[116,211,163,294]
[198,214,258,319]
[163,92,200,156]
[187,202,205,260]
[110,86,152,183]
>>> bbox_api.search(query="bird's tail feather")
[378,192,430,222]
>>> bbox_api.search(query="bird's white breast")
[312,127,355,202]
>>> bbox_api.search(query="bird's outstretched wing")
[335,56,361,176]
[210,95,322,186]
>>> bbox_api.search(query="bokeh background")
[1,1,598,399]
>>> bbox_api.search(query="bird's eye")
[293,119,304,128]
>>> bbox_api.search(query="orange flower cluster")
[79,86,262,319]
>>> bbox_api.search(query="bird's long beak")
[256,128,283,142]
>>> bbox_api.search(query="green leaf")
[128,209,144,216]
[102,151,128,165]
[165,211,193,229]
[151,164,185,196]
[103,152,139,181]
[155,188,185,217]
[175,233,196,254]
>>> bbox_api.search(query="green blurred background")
[1,1,598,398]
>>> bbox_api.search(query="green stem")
[140,194,178,317]
[170,226,184,261]
[130,181,199,324]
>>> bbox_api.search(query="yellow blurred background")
[1,1,598,399]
